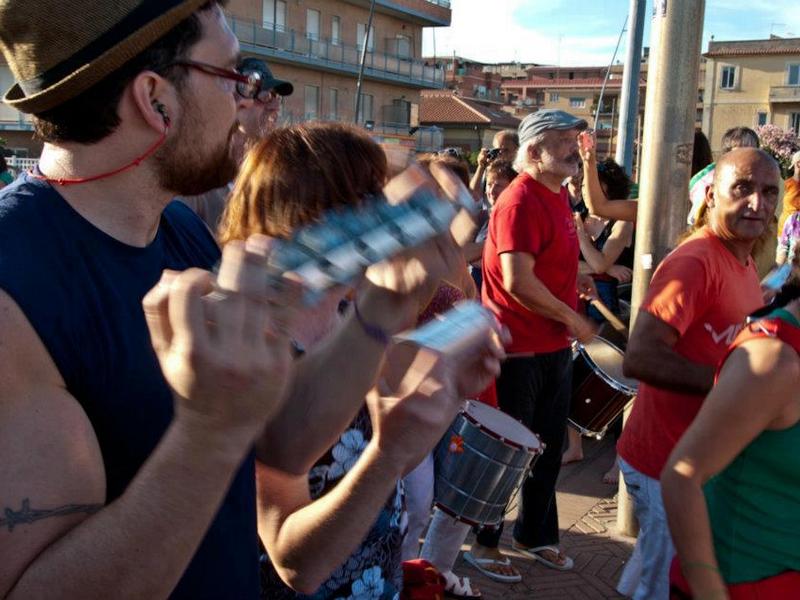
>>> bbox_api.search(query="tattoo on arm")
[1,498,101,532]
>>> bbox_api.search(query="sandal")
[442,570,481,599]
[462,551,522,583]
[512,543,574,571]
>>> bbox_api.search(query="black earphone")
[153,102,170,126]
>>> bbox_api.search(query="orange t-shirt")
[617,228,763,479]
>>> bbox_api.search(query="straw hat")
[0,0,209,114]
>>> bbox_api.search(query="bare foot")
[561,448,584,464]
[602,464,620,484]
[466,543,520,580]
[602,455,620,484]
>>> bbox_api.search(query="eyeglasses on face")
[171,59,263,100]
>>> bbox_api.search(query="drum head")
[463,401,541,453]
[578,337,639,394]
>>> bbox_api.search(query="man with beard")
[464,110,596,582]
[179,57,292,231]
[616,147,780,600]
[0,2,500,599]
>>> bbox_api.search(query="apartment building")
[0,66,37,158]
[703,37,800,155]
[499,60,705,161]
[431,56,504,104]
[226,0,450,146]
[0,0,451,158]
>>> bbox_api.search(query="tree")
[757,124,799,178]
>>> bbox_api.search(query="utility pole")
[615,0,646,175]
[617,0,706,537]
[354,0,377,125]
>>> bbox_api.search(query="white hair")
[793,150,800,165]
[513,133,548,172]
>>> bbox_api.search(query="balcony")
[769,85,800,104]
[0,116,34,131]
[339,0,451,27]
[228,14,444,89]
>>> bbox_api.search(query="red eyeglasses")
[172,59,263,99]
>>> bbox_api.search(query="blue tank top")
[0,174,259,599]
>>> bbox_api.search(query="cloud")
[423,0,800,66]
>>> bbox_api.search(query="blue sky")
[422,0,800,67]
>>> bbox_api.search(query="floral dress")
[260,407,406,600]
[779,211,800,261]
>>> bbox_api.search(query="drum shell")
[569,338,637,439]
[433,408,539,527]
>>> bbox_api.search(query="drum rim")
[573,336,638,396]
[462,401,543,454]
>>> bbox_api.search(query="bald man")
[616,148,781,599]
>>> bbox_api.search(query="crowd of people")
[0,2,798,600]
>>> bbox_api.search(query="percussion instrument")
[263,173,477,304]
[569,336,638,439]
[395,300,496,355]
[433,401,542,527]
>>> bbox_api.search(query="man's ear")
[704,182,715,208]
[129,70,176,133]
[527,142,541,163]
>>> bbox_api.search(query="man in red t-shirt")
[616,148,781,600]
[464,109,597,582]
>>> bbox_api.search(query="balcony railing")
[228,14,444,88]
[769,85,800,103]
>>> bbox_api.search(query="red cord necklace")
[29,122,170,186]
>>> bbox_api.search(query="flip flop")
[462,551,522,583]
[512,543,574,571]
[442,570,482,599]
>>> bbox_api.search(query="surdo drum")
[569,336,638,439]
[433,401,542,527]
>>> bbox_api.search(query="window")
[720,65,736,90]
[328,88,339,120]
[331,16,341,45]
[304,85,320,121]
[357,93,374,123]
[549,92,559,102]
[757,111,768,127]
[306,9,320,41]
[791,112,800,135]
[395,34,412,59]
[263,0,286,31]
[788,64,800,86]
[357,23,375,51]
[569,97,586,108]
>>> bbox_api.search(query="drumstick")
[589,297,629,338]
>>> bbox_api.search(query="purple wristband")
[353,300,391,346]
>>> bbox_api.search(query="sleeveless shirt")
[705,310,800,584]
[0,174,258,598]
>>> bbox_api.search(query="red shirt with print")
[617,228,763,479]
[481,172,579,354]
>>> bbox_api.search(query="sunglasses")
[172,59,263,100]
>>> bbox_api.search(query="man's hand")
[566,311,597,344]
[607,264,633,283]
[143,235,300,446]
[577,273,598,300]
[477,148,490,168]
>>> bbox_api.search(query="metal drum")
[569,336,639,439]
[433,401,542,527]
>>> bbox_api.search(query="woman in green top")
[0,156,13,189]
[662,281,800,599]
